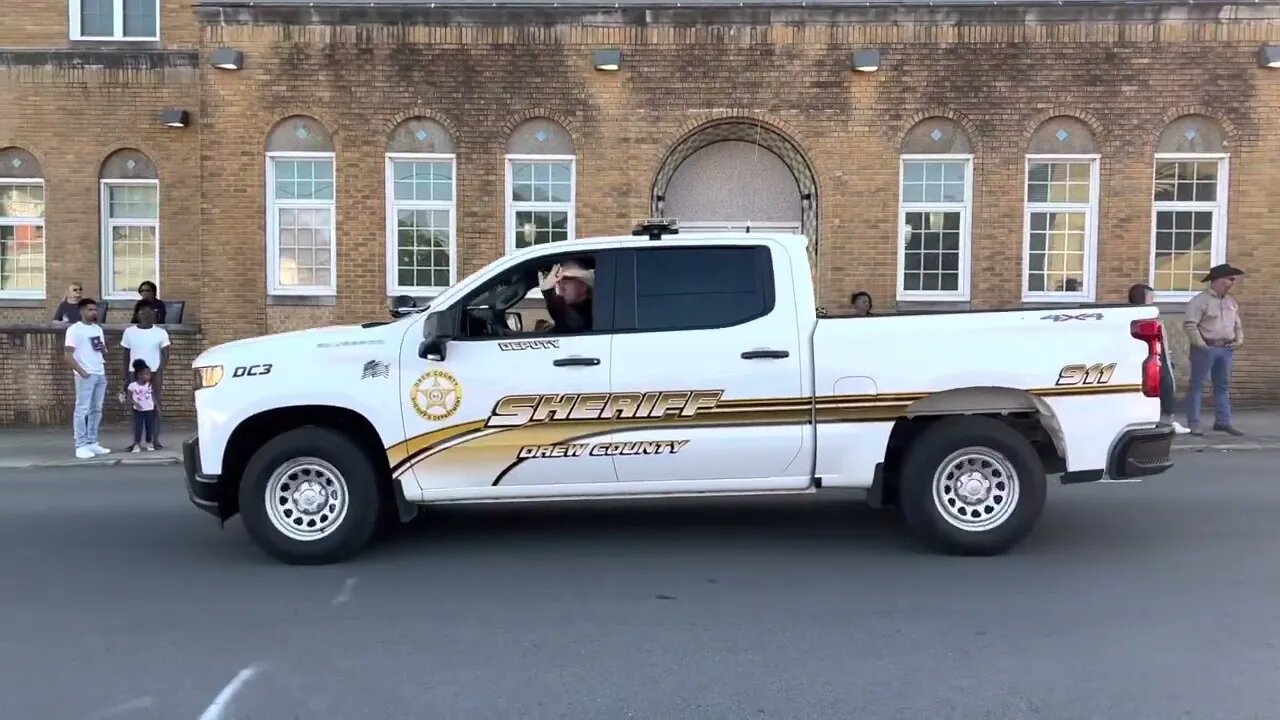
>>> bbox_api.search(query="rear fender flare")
[903,386,1067,466]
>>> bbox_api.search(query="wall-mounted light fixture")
[851,49,881,72]
[593,49,622,71]
[655,194,665,216]
[161,109,189,128]
[210,47,244,70]
[801,192,813,211]
[1259,44,1280,68]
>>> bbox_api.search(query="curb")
[4,455,182,470]
[1174,442,1280,452]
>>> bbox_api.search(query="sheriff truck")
[184,221,1174,564]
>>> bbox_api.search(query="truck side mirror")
[419,308,457,362]
[390,294,418,318]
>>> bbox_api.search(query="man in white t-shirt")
[120,299,172,448]
[64,298,111,460]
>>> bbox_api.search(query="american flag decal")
[361,360,391,379]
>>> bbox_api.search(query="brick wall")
[0,323,200,425]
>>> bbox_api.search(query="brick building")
[2,0,1280,425]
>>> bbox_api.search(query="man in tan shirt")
[1183,263,1245,436]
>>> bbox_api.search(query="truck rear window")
[632,246,774,331]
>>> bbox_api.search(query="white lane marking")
[198,663,262,720]
[332,577,357,606]
[89,696,155,719]
[1099,478,1144,484]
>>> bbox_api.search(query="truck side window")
[633,246,774,331]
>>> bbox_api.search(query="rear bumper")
[183,436,223,517]
[1107,425,1175,479]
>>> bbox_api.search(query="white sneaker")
[89,444,111,456]
[131,445,142,453]
[75,447,95,460]
[1171,421,1191,435]
[142,444,154,452]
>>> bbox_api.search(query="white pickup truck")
[184,221,1174,564]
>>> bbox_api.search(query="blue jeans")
[73,373,107,448]
[1186,346,1233,428]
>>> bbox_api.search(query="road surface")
[1,452,1278,719]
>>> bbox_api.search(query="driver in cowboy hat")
[1183,263,1245,436]
[537,259,594,335]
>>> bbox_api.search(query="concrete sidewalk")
[0,422,194,469]
[0,409,1276,471]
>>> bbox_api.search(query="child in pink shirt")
[127,359,157,452]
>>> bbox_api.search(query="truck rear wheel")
[898,416,1046,555]
[238,428,382,565]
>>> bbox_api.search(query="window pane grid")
[0,223,46,293]
[0,184,45,219]
[273,159,334,201]
[901,210,963,292]
[107,184,158,220]
[1151,158,1222,294]
[77,0,157,38]
[393,160,453,203]
[1026,211,1088,294]
[1027,161,1091,204]
[510,161,572,204]
[1152,209,1215,292]
[513,210,570,249]
[395,209,452,289]
[901,160,967,204]
[108,223,156,294]
[276,206,333,288]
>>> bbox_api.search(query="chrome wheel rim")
[264,457,349,542]
[931,447,1020,532]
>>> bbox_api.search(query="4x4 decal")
[1041,312,1104,322]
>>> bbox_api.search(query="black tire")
[239,427,383,565]
[897,416,1047,556]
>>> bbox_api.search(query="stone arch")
[265,115,335,153]
[505,117,575,156]
[387,116,456,155]
[385,108,461,147]
[1027,115,1100,155]
[650,117,818,240]
[1155,113,1230,154]
[0,147,43,179]
[897,109,979,155]
[100,148,158,180]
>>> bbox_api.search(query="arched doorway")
[652,119,817,240]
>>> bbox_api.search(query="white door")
[393,249,619,499]
[608,241,809,490]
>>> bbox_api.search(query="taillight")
[1131,319,1163,398]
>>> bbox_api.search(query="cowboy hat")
[1202,263,1244,283]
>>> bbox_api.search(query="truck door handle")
[741,349,790,360]
[553,357,601,367]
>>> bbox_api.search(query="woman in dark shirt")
[130,281,167,324]
[53,283,83,322]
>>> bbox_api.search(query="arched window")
[898,117,974,301]
[505,118,575,253]
[1023,116,1100,301]
[385,118,456,294]
[1150,115,1229,298]
[100,149,159,299]
[0,148,45,299]
[265,116,335,295]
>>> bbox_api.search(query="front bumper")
[1107,425,1175,479]
[183,436,223,517]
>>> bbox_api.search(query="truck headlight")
[194,365,224,390]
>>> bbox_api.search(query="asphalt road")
[1,453,1279,720]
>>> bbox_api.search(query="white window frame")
[0,179,47,300]
[385,152,457,297]
[679,221,802,235]
[266,151,337,296]
[504,154,576,255]
[1149,152,1229,303]
[896,153,973,302]
[100,178,160,301]
[69,0,160,41]
[1020,154,1100,303]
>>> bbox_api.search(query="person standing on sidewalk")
[1184,263,1246,436]
[1128,283,1190,434]
[125,359,158,452]
[119,299,171,449]
[64,298,111,459]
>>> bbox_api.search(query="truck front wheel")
[898,416,1047,555]
[238,428,383,565]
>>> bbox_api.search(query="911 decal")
[1056,363,1117,386]
[518,440,690,459]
